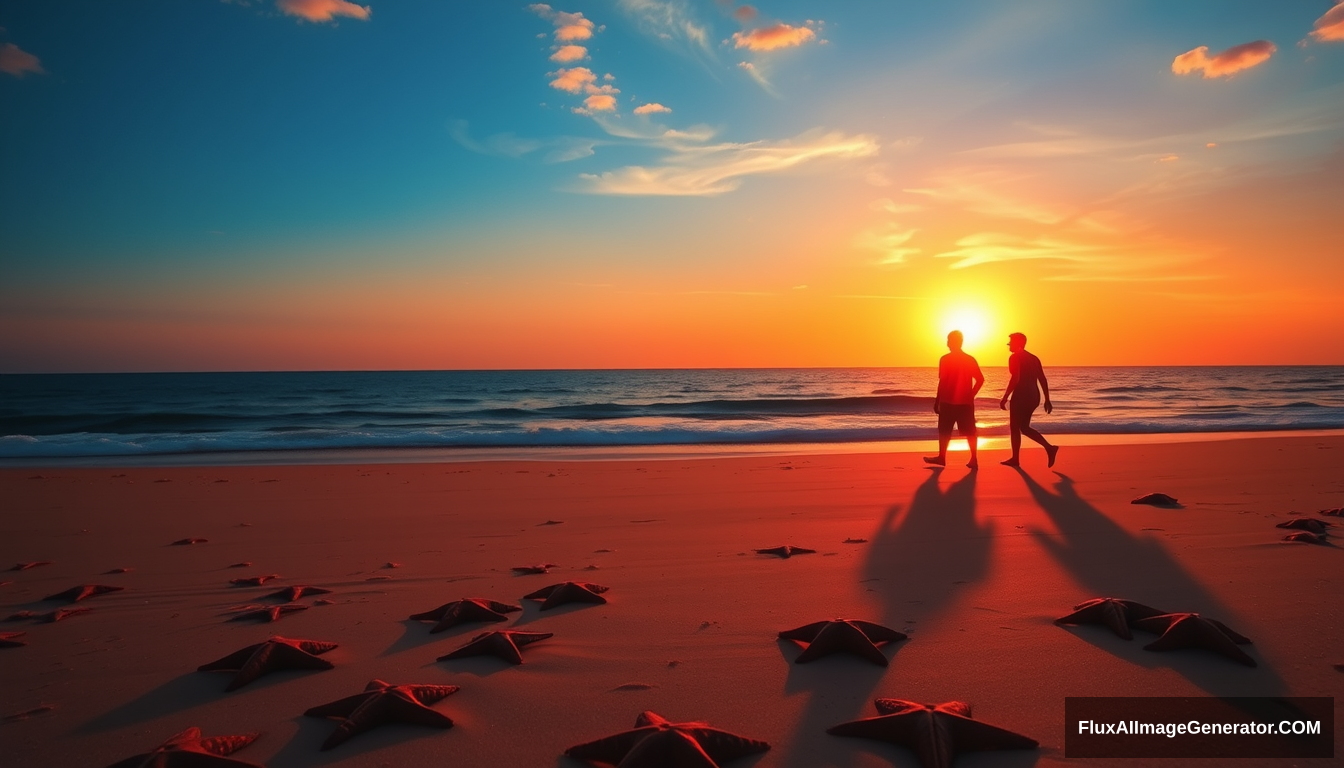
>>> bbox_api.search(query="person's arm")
[970,360,985,400]
[1000,355,1019,410]
[1040,361,1052,414]
[933,358,944,413]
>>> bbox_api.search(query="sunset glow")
[1,2,1342,372]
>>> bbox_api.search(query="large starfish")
[229,574,280,587]
[565,710,770,768]
[7,607,91,623]
[522,581,609,610]
[104,726,263,768]
[1131,492,1179,506]
[827,698,1038,768]
[0,631,26,647]
[1276,518,1329,534]
[409,598,521,633]
[9,561,53,571]
[1133,612,1256,666]
[44,584,124,603]
[512,563,558,574]
[437,629,552,664]
[754,545,816,558]
[1054,597,1168,640]
[1320,507,1343,517]
[779,619,907,666]
[228,603,308,623]
[304,678,459,751]
[263,585,331,601]
[1283,531,1327,544]
[197,636,338,691]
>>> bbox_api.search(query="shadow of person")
[1015,468,1287,697]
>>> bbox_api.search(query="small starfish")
[43,584,124,603]
[229,574,280,587]
[437,629,552,664]
[9,561,53,571]
[228,603,308,623]
[304,678,459,750]
[522,581,609,610]
[565,710,770,768]
[104,726,263,768]
[409,598,521,633]
[198,636,338,691]
[103,567,133,575]
[1133,612,1256,667]
[263,585,332,601]
[1054,597,1168,640]
[1320,507,1343,517]
[7,607,91,623]
[1283,531,1326,544]
[754,545,817,558]
[1131,492,1179,506]
[512,563,558,574]
[1276,518,1329,534]
[828,698,1037,768]
[0,631,26,647]
[171,538,208,546]
[779,619,907,666]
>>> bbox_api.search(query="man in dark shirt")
[924,330,985,470]
[998,332,1058,467]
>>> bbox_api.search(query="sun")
[937,304,994,353]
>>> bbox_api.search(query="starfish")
[7,607,91,623]
[522,581,609,610]
[827,698,1037,768]
[0,631,26,647]
[1133,612,1256,667]
[565,710,770,768]
[104,726,263,768]
[198,636,338,691]
[1054,597,1169,640]
[437,629,552,664]
[263,585,331,601]
[1276,518,1329,534]
[409,598,521,633]
[512,563,558,574]
[228,603,308,623]
[304,678,458,750]
[9,561,53,571]
[171,538,208,546]
[43,584,124,603]
[229,574,280,587]
[1320,507,1343,517]
[754,545,817,558]
[778,619,907,666]
[1283,531,1326,544]
[1131,492,1179,506]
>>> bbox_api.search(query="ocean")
[2,367,1342,463]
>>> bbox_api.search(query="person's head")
[1008,332,1027,353]
[947,330,964,351]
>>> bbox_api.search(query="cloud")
[448,121,542,157]
[1310,2,1344,43]
[633,103,672,115]
[550,44,588,62]
[870,198,924,215]
[855,225,920,265]
[734,5,758,23]
[619,0,712,55]
[738,60,774,92]
[577,129,879,196]
[732,22,815,51]
[933,232,1103,269]
[1172,40,1275,78]
[549,66,596,93]
[580,86,619,113]
[530,4,596,42]
[0,43,43,77]
[906,169,1069,224]
[276,0,371,22]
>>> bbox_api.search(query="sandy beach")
[1,434,1340,767]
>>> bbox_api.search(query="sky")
[1,0,1342,372]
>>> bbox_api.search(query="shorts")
[938,403,976,435]
[1009,397,1040,422]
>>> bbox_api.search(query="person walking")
[998,332,1058,468]
[924,330,984,470]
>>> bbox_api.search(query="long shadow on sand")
[1016,469,1287,697]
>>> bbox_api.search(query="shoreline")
[3,426,1342,468]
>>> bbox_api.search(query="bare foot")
[1046,445,1059,468]
[1000,458,1020,467]
[923,456,945,466]
[966,459,979,470]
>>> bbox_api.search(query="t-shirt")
[938,350,983,405]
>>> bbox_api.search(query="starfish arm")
[636,712,671,727]
[681,727,772,762]
[618,729,722,767]
[511,631,554,646]
[437,633,523,664]
[827,712,928,744]
[1209,619,1253,644]
[1117,600,1168,621]
[777,621,828,641]
[294,639,338,655]
[949,715,1040,752]
[385,694,455,728]
[409,603,452,621]
[522,585,558,600]
[402,684,460,704]
[1141,618,1257,666]
[564,728,654,763]
[485,600,522,613]
[197,734,262,756]
[304,692,372,718]
[197,644,263,672]
[874,699,930,716]
[793,623,888,666]
[850,621,908,643]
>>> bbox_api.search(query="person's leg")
[925,410,952,465]
[1003,410,1023,466]
[963,407,979,469]
[1017,409,1058,466]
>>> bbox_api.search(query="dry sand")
[1,435,1341,767]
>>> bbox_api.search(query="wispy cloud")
[449,120,599,163]
[737,61,774,93]
[906,169,1069,224]
[276,0,371,23]
[1310,1,1344,43]
[0,43,43,77]
[732,22,816,51]
[1172,40,1275,79]
[855,224,921,265]
[577,129,879,196]
[933,232,1102,269]
[619,0,712,55]
[633,103,672,115]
